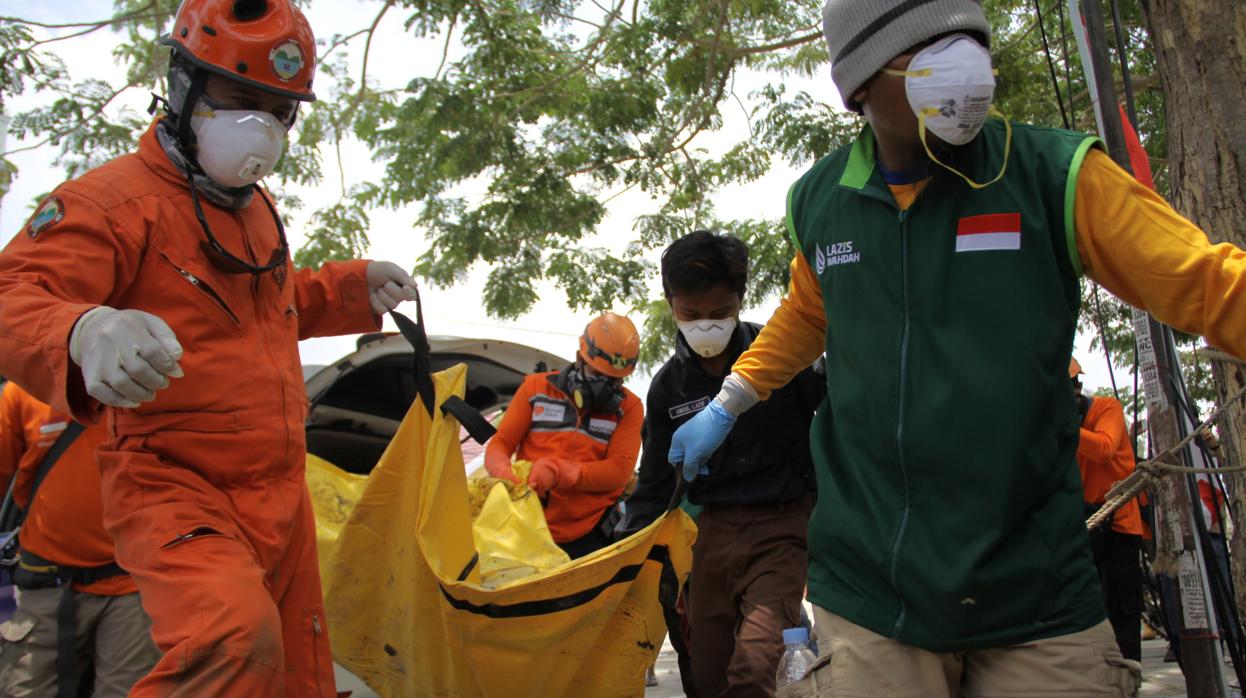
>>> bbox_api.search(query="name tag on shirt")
[587,417,618,438]
[669,397,709,420]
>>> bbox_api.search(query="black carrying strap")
[441,396,496,445]
[665,474,688,514]
[55,583,79,698]
[390,300,435,419]
[389,299,498,446]
[0,420,87,535]
[50,558,126,698]
[25,422,85,522]
[4,421,90,698]
[390,300,500,582]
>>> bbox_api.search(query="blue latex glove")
[668,399,737,482]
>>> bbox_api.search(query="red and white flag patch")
[956,213,1021,252]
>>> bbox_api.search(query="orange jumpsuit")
[1076,396,1144,536]
[485,371,642,542]
[0,382,130,595]
[0,120,378,696]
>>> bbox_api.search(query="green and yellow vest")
[790,120,1106,650]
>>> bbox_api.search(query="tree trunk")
[1210,358,1246,619]
[1143,0,1246,645]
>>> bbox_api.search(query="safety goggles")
[583,335,637,373]
[185,171,289,275]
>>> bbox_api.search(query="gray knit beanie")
[823,0,992,112]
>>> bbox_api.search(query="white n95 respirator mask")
[882,33,1010,189]
[679,318,737,358]
[191,108,286,188]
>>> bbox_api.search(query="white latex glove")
[366,261,419,315]
[69,307,184,408]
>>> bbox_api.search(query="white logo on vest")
[814,241,861,275]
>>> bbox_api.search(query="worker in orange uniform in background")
[1072,358,1145,662]
[0,1,419,695]
[0,382,159,697]
[485,313,644,559]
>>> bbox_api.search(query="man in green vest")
[668,1,1246,695]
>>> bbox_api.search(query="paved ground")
[644,637,1243,697]
[5,580,1232,698]
[1139,637,1242,697]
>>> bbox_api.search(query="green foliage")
[1,1,180,181]
[1,0,849,332]
[636,296,678,370]
[0,0,1178,377]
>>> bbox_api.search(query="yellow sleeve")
[731,253,827,400]
[1075,148,1246,358]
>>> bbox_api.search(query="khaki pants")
[777,607,1141,698]
[0,587,160,697]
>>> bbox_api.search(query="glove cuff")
[716,373,759,417]
[68,306,113,366]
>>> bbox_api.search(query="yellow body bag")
[320,364,696,697]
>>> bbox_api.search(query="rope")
[1085,384,1246,529]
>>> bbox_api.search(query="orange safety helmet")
[162,0,317,102]
[1069,357,1084,378]
[579,313,640,379]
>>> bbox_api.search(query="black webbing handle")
[389,296,435,419]
[441,396,497,445]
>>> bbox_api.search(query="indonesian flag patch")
[956,213,1022,252]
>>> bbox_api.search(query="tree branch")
[2,81,136,158]
[317,28,370,68]
[433,16,457,81]
[359,1,395,94]
[1,4,157,31]
[729,29,822,57]
[500,0,622,113]
[997,0,1062,55]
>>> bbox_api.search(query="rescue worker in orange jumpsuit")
[0,1,419,694]
[0,382,160,697]
[1072,358,1146,662]
[485,313,644,559]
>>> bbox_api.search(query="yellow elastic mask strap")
[881,67,932,78]
[882,67,998,78]
[918,106,1011,190]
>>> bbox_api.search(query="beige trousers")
[0,587,160,698]
[777,606,1141,698]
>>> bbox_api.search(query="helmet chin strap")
[175,67,210,157]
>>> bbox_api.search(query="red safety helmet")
[579,313,640,379]
[162,0,317,102]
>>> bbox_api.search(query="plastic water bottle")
[776,626,818,689]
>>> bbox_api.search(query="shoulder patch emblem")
[28,196,64,238]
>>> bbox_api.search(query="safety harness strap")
[15,550,128,698]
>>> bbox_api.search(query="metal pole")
[1073,2,1228,695]
[1067,0,1106,138]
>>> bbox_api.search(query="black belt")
[15,550,127,698]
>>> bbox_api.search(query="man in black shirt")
[620,231,823,697]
